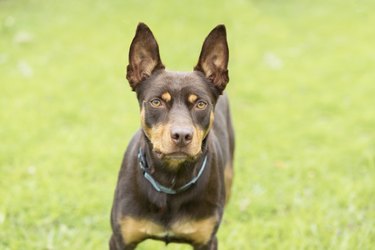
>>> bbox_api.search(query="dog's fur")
[110,23,234,250]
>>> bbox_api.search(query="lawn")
[1,0,374,249]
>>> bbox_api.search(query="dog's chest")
[120,215,217,245]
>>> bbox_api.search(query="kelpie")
[110,23,235,250]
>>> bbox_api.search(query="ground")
[0,0,374,249]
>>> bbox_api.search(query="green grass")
[1,0,375,249]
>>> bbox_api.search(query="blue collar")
[137,148,208,195]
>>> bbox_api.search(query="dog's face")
[138,71,215,165]
[126,23,229,168]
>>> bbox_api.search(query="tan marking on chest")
[171,216,218,244]
[224,163,233,204]
[120,217,165,244]
[120,215,218,245]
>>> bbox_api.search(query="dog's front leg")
[194,236,218,250]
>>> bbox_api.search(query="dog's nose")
[170,127,194,146]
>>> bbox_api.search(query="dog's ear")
[194,25,229,94]
[126,23,165,90]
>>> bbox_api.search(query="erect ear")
[126,23,165,91]
[194,25,229,94]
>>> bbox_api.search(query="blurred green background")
[1,0,374,249]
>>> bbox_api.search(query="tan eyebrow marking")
[188,94,198,104]
[161,92,172,102]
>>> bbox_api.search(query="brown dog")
[109,23,234,250]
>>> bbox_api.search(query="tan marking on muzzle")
[141,104,168,150]
[143,123,171,153]
[191,111,214,154]
[141,107,216,169]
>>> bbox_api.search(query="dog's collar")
[137,148,208,195]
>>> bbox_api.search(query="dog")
[109,23,235,250]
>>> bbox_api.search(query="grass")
[1,0,375,249]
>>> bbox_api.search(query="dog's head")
[126,23,229,168]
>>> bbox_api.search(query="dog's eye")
[195,100,208,110]
[150,98,162,108]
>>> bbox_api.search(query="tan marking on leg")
[171,215,218,244]
[161,92,171,102]
[120,216,165,244]
[224,163,233,204]
[188,94,198,104]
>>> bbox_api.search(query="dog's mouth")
[154,150,198,165]
[155,151,190,159]
[164,152,191,160]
